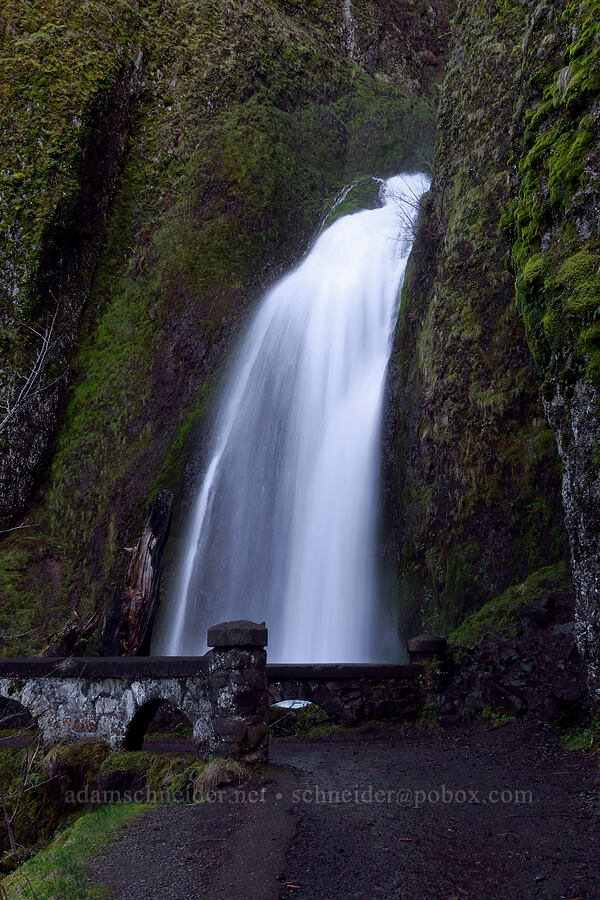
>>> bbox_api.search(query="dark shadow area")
[0,697,37,748]
[269,701,332,739]
[124,699,194,753]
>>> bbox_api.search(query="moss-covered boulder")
[450,561,572,648]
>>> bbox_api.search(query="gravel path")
[92,723,599,899]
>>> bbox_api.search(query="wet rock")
[480,676,526,716]
[464,691,485,713]
[407,634,447,662]
[517,594,553,629]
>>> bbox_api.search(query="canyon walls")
[386,0,599,700]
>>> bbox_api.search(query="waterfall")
[154,173,429,662]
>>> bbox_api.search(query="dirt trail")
[92,723,599,899]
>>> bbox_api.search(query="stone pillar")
[205,620,269,763]
[407,634,447,664]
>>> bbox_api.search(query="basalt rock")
[439,582,589,725]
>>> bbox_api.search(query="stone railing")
[0,625,446,760]
[267,663,424,723]
[0,620,269,762]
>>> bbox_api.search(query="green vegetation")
[321,177,384,229]
[270,703,411,739]
[0,0,141,319]
[561,713,599,753]
[98,750,194,793]
[0,742,68,857]
[0,0,449,654]
[1,803,149,900]
[511,0,600,392]
[146,721,193,742]
[0,740,255,895]
[388,0,568,636]
[270,702,331,737]
[270,702,326,736]
[480,706,516,729]
[0,740,194,862]
[450,561,571,647]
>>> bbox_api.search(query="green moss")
[0,0,447,653]
[99,750,193,793]
[1,803,149,899]
[169,759,206,793]
[0,546,42,652]
[480,706,516,728]
[321,177,384,229]
[510,0,600,400]
[521,253,550,286]
[294,703,330,734]
[547,117,595,209]
[542,309,563,346]
[562,712,599,753]
[0,745,66,853]
[556,250,600,316]
[450,561,571,647]
[53,741,111,784]
[0,0,141,317]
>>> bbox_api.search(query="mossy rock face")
[510,1,600,392]
[450,561,572,648]
[507,0,600,700]
[0,0,143,528]
[45,740,111,790]
[321,177,384,230]
[390,0,600,700]
[0,0,454,654]
[383,0,568,638]
[98,750,194,796]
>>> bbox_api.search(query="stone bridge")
[0,623,442,761]
[267,663,423,723]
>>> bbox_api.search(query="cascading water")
[154,173,429,662]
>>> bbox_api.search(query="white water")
[154,173,429,661]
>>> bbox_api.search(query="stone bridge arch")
[0,692,35,731]
[0,628,438,760]
[122,685,206,751]
[267,664,423,724]
[0,621,271,762]
[124,698,166,750]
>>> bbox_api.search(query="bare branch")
[0,518,38,536]
[0,301,64,436]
